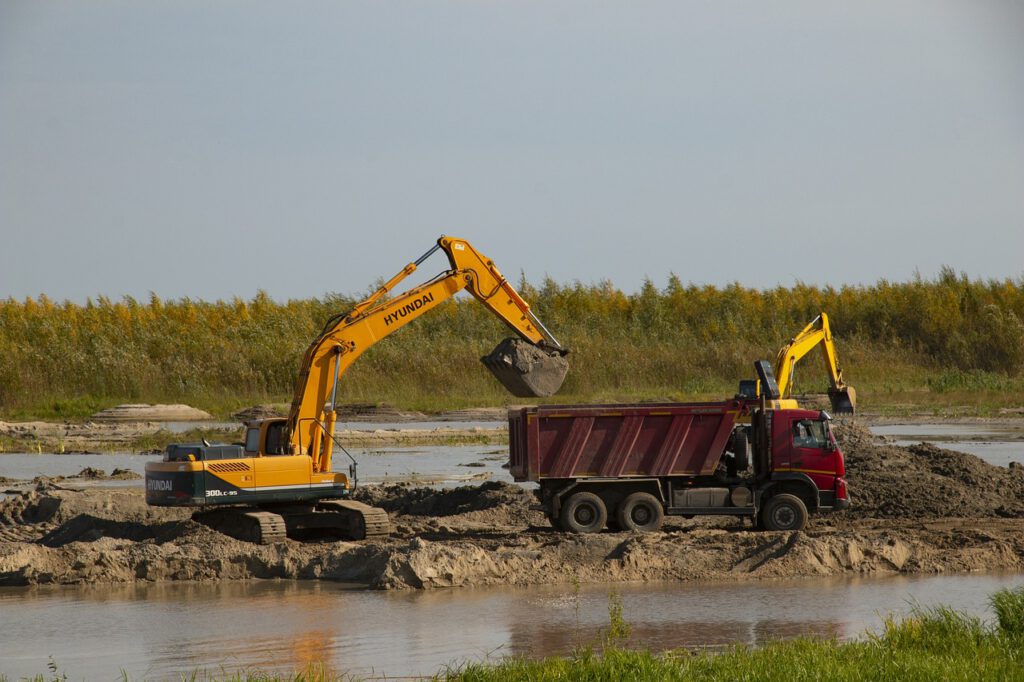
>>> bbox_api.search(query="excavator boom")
[773,313,856,415]
[288,235,569,472]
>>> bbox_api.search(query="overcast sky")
[2,1,1023,302]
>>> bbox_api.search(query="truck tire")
[731,430,750,471]
[761,494,808,531]
[616,492,664,532]
[560,492,607,533]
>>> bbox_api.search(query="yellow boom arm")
[773,312,856,414]
[286,235,562,472]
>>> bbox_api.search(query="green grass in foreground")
[12,588,1024,682]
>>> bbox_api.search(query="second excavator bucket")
[481,337,569,398]
[828,386,857,415]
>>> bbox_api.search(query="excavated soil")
[2,423,1024,589]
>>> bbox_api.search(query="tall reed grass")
[2,268,1022,418]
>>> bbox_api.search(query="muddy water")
[0,445,509,487]
[869,424,1024,467]
[3,423,1022,487]
[1,573,1022,679]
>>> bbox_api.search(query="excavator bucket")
[481,337,569,398]
[828,386,857,415]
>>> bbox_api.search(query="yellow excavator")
[145,235,569,544]
[738,312,856,415]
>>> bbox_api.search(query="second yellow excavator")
[144,235,568,543]
[738,312,856,415]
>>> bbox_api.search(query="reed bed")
[2,268,1022,418]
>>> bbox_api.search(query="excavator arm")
[773,313,856,415]
[286,235,568,472]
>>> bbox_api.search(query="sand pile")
[5,426,1024,589]
[835,422,1024,519]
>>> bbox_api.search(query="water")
[3,423,1021,489]
[0,445,511,488]
[1,572,1021,680]
[869,424,1024,467]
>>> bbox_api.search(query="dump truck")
[146,235,568,544]
[509,361,849,533]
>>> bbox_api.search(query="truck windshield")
[793,419,829,449]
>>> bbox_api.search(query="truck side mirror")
[825,437,836,452]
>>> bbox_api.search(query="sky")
[2,0,1023,302]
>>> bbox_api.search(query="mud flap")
[828,386,857,415]
[481,337,569,397]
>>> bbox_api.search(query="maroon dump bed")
[509,400,748,482]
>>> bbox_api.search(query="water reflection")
[2,573,1023,679]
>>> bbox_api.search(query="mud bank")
[2,423,1023,589]
[0,421,506,453]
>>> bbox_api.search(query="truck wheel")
[560,492,607,533]
[761,494,808,531]
[616,492,664,532]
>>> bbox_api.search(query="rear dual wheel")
[616,492,664,532]
[559,492,607,533]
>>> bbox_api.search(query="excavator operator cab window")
[244,428,260,454]
[265,422,286,455]
[793,419,829,450]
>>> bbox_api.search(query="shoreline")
[3,403,1024,454]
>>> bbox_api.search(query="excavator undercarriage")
[193,500,391,545]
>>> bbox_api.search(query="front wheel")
[616,492,665,532]
[560,492,608,533]
[761,494,808,531]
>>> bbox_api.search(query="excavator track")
[193,509,288,545]
[316,500,391,540]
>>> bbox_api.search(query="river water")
[2,572,1023,680]
[2,423,1022,487]
[1,423,1023,677]
[0,444,510,490]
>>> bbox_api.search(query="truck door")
[786,415,838,491]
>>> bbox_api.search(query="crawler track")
[317,500,391,539]
[193,509,288,545]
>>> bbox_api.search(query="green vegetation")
[11,588,1024,681]
[3,268,1024,420]
[448,587,1024,681]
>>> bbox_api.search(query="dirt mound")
[354,481,532,517]
[67,467,141,481]
[334,404,427,422]
[3,483,1024,589]
[836,422,1024,519]
[230,404,287,422]
[91,404,214,421]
